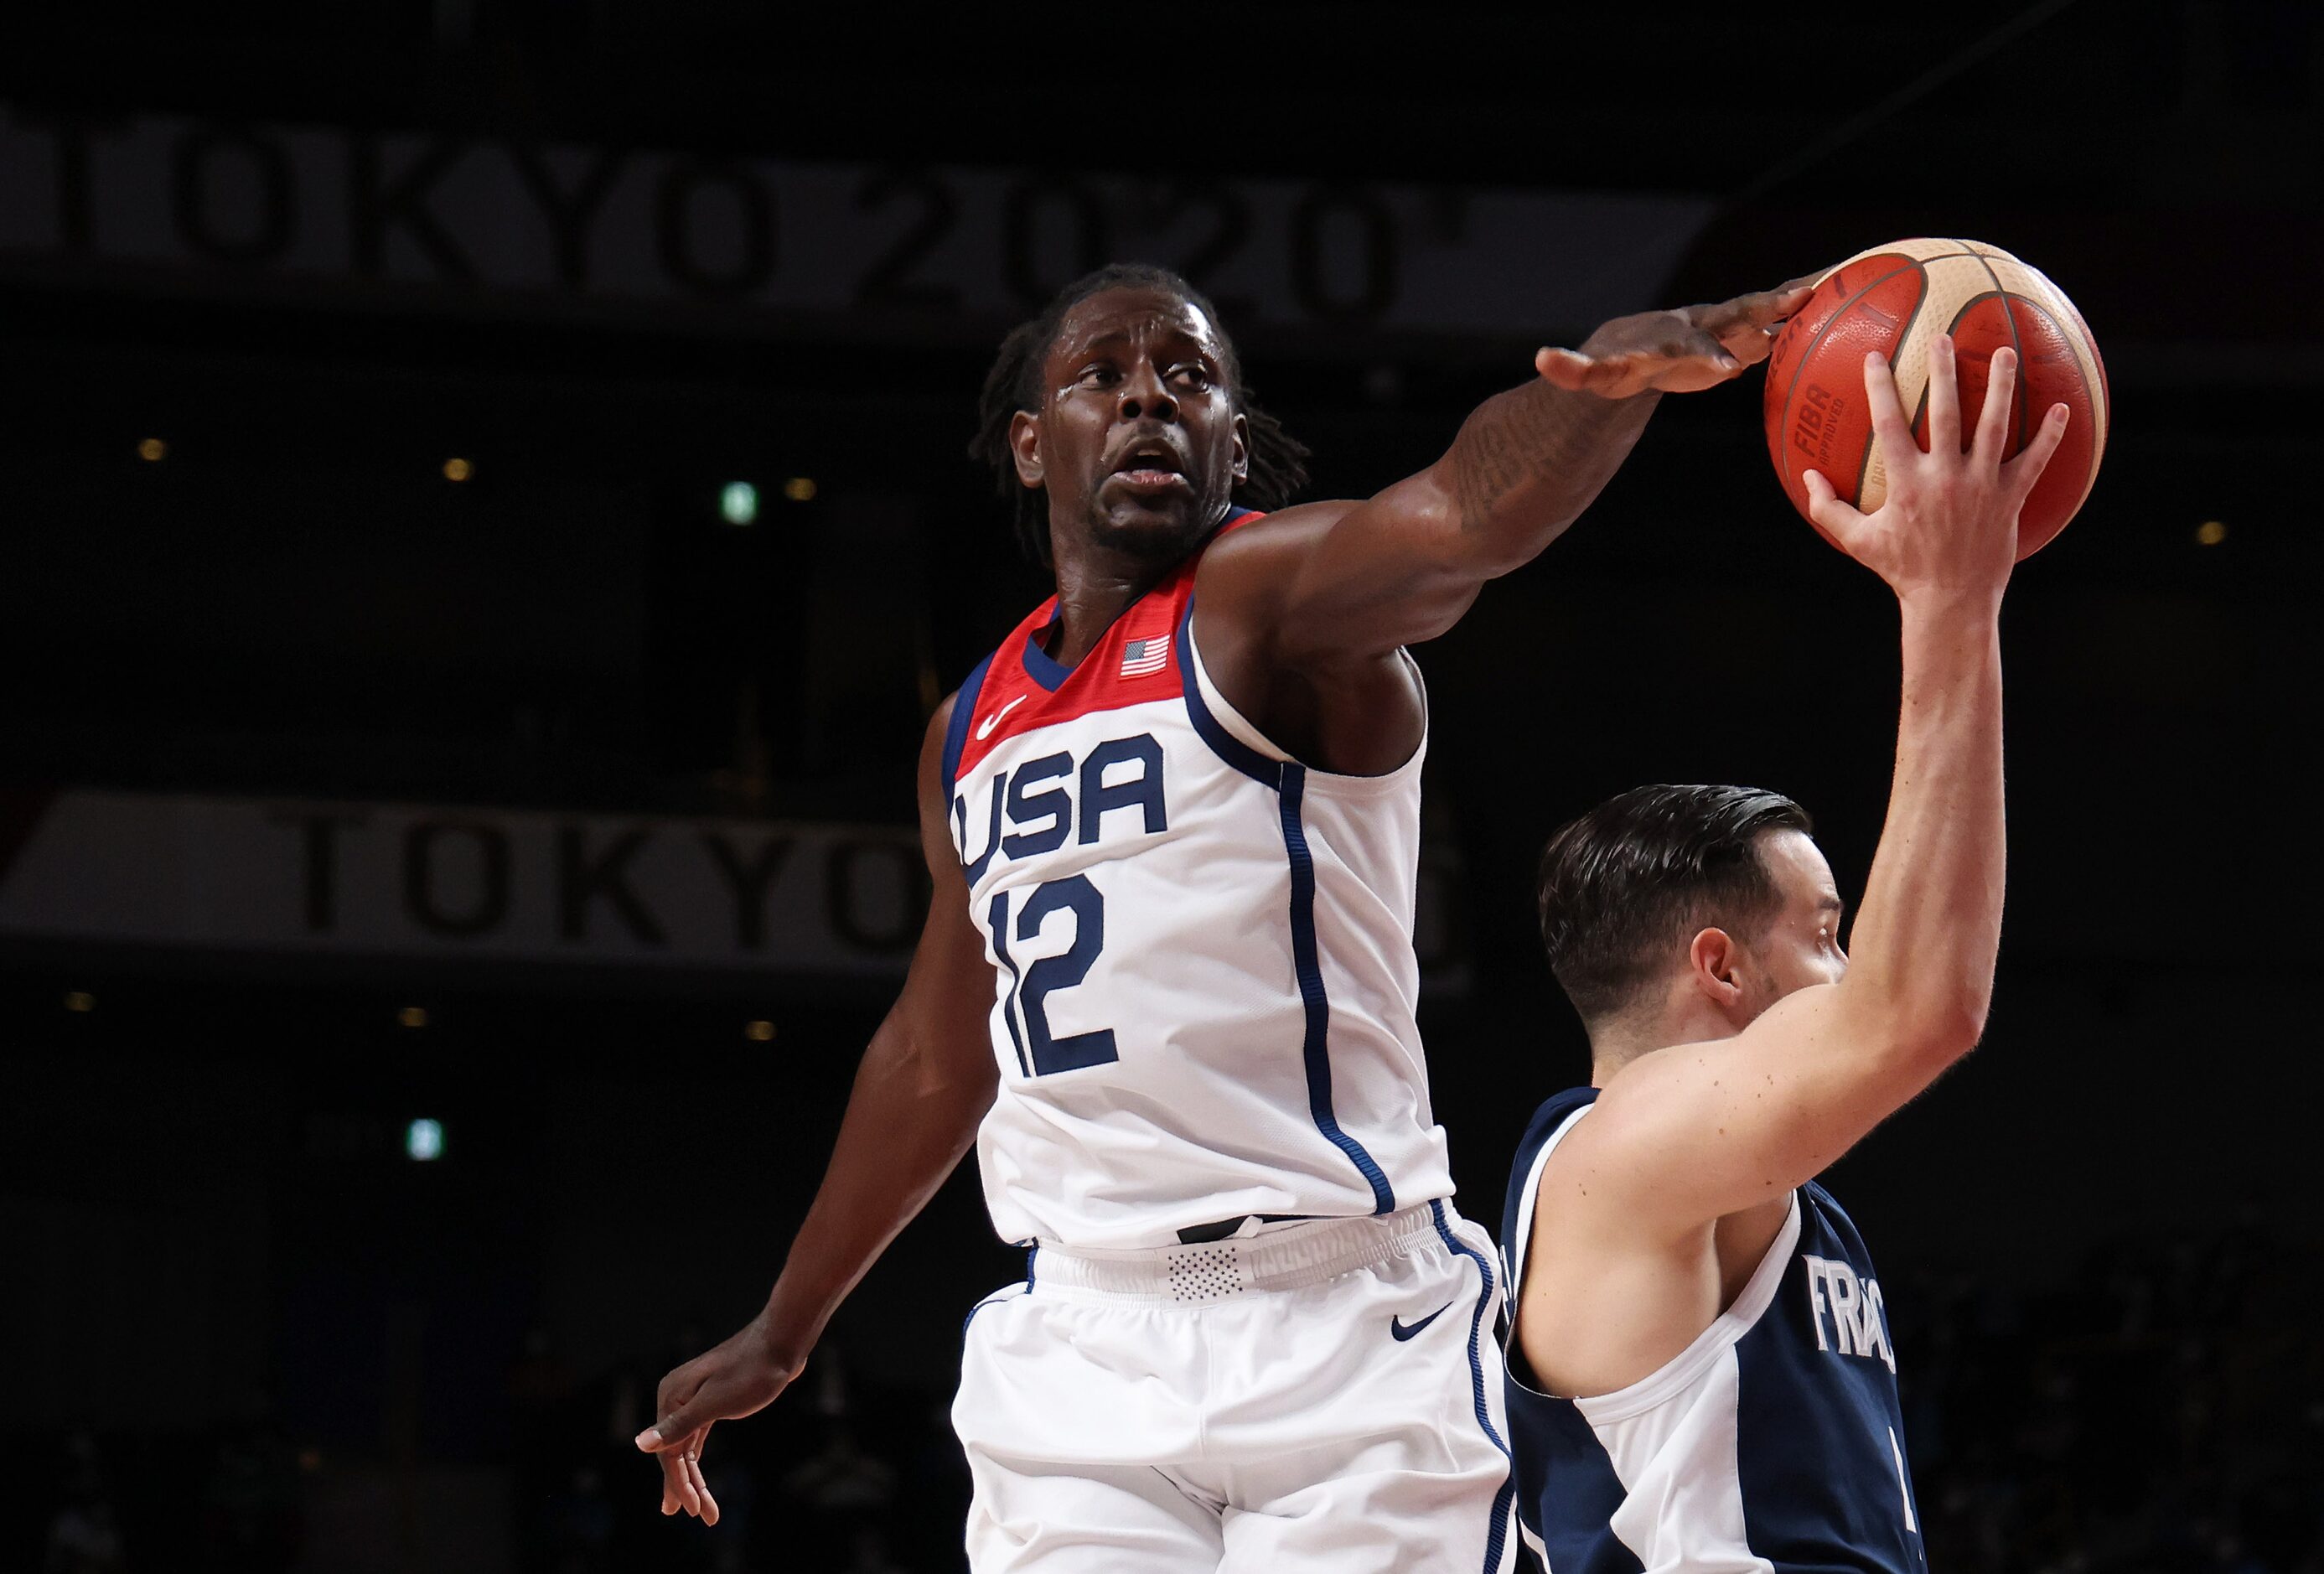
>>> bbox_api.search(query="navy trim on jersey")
[1174,597,1278,787]
[1020,608,1072,692]
[1502,1087,1647,1574]
[1177,594,1395,1214]
[1432,1200,1516,1573]
[1498,1088,1600,1287]
[1522,1397,1644,1574]
[940,651,995,794]
[1285,764,1396,1214]
[1017,510,1249,706]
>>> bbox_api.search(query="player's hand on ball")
[1535,274,1820,397]
[634,1316,801,1524]
[1804,337,2071,603]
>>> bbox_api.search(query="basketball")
[1762,239,2109,558]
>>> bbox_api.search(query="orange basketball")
[1762,239,2108,558]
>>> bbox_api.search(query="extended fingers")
[1926,334,1962,455]
[2002,402,2073,500]
[1861,351,1912,452]
[640,1377,706,1517]
[1537,345,1722,397]
[1710,313,1783,370]
[687,1452,721,1526]
[656,1428,713,1518]
[1973,346,2021,462]
[1537,345,1662,393]
[1693,280,1815,337]
[1628,328,1753,389]
[658,1447,691,1515]
[1533,346,1600,390]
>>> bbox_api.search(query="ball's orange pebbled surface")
[1763,252,1927,553]
[1762,240,2107,560]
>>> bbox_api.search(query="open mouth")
[1108,439,1192,494]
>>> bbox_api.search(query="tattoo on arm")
[1447,381,1662,536]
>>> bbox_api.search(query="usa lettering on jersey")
[936,516,1452,1250]
[952,734,1168,880]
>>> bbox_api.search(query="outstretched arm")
[1564,339,2073,1237]
[634,697,1000,1523]
[1196,278,1815,670]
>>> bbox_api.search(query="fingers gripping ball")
[1763,239,2108,558]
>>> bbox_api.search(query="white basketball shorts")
[951,1200,1517,1573]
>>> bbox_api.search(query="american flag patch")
[1120,634,1171,677]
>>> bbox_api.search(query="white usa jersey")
[941,510,1454,1250]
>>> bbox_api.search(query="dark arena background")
[5,3,2320,1571]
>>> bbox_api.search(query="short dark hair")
[967,263,1311,567]
[1535,784,1815,1025]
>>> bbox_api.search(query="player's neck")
[1044,549,1182,669]
[1588,1002,1742,1085]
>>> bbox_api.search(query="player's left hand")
[634,1314,802,1525]
[1535,273,1822,398]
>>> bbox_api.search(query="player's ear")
[1010,410,1045,489]
[1686,927,1746,1012]
[1229,411,1249,488]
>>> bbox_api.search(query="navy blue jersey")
[1499,1087,1926,1574]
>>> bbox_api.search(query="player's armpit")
[1553,985,1953,1240]
[1185,507,1438,774]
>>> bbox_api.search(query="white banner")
[0,787,1472,990]
[0,790,923,974]
[0,107,1713,342]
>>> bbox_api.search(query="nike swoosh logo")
[975,695,1027,741]
[1390,1302,1455,1342]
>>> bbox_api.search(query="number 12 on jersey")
[988,877,1118,1075]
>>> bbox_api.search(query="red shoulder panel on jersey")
[952,510,1266,781]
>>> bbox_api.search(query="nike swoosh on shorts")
[1390,1302,1454,1342]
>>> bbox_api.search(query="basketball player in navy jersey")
[1500,339,2071,1572]
[636,262,1814,1571]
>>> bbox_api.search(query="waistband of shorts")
[1025,1201,1453,1303]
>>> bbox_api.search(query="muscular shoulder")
[1191,500,1360,674]
[1193,499,1359,607]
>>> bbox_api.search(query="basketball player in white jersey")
[636,262,1814,1571]
[1500,340,2070,1572]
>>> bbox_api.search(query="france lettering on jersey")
[939,510,1454,1250]
[1498,1088,1927,1574]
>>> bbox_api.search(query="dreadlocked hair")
[968,263,1311,567]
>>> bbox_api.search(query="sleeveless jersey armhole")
[939,652,996,795]
[1503,1103,1594,1399]
[1505,1105,1805,1418]
[1572,1194,1804,1427]
[1183,613,1427,792]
